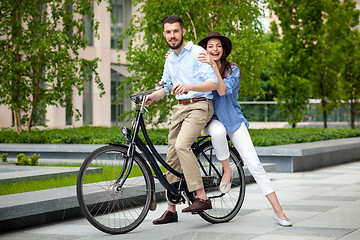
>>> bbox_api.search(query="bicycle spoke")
[195,141,246,223]
[77,145,153,234]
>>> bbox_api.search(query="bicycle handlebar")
[129,81,172,104]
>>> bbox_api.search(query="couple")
[145,15,292,227]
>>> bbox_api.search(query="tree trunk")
[27,57,43,132]
[350,99,356,129]
[323,110,328,128]
[322,99,328,128]
[13,50,22,133]
[27,63,41,133]
[13,110,22,133]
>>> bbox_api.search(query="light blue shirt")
[161,41,218,100]
[212,64,249,133]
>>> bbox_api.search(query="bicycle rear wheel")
[76,145,154,234]
[195,140,246,223]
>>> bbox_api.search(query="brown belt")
[178,97,207,105]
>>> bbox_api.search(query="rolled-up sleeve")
[161,62,173,93]
[223,65,240,96]
[198,49,218,85]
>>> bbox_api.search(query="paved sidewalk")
[1,161,359,240]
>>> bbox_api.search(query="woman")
[198,32,292,227]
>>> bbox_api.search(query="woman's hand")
[198,52,225,96]
[198,52,216,67]
[165,50,171,58]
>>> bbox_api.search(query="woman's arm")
[198,52,226,96]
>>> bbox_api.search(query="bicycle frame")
[113,92,186,198]
[114,85,226,201]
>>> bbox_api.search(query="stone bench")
[256,137,360,172]
[1,137,360,172]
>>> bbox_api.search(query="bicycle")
[76,82,246,234]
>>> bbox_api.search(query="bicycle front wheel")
[76,145,154,234]
[195,140,246,223]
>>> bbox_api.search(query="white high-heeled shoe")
[219,180,232,193]
[273,214,292,227]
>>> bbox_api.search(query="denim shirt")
[212,64,249,133]
[161,42,218,100]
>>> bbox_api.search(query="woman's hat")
[198,32,232,58]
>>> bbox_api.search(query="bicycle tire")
[76,145,154,234]
[195,140,246,223]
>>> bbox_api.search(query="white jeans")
[204,119,275,196]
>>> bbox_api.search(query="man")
[144,15,218,224]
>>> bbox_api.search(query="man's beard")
[167,35,184,50]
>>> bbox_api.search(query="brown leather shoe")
[182,198,212,213]
[153,210,178,224]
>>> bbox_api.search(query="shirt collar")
[184,41,193,51]
[170,41,193,57]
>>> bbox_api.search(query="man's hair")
[162,15,184,30]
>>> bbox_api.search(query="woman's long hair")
[219,48,236,79]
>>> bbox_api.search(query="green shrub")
[30,154,40,166]
[1,153,8,162]
[17,153,30,166]
[16,153,39,166]
[1,126,360,146]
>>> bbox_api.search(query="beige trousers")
[166,100,214,192]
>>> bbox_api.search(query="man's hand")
[144,89,167,105]
[172,83,190,95]
[144,95,154,106]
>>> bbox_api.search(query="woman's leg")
[266,192,286,219]
[228,123,289,220]
[204,119,231,183]
[220,159,231,184]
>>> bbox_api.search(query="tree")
[269,0,360,128]
[337,1,360,129]
[268,0,327,128]
[308,0,360,128]
[120,0,277,125]
[0,0,109,132]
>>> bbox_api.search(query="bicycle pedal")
[153,173,166,180]
[191,211,201,215]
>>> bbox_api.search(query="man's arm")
[172,81,217,95]
[144,89,167,105]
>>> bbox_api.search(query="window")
[65,4,73,40]
[84,4,94,46]
[83,71,93,125]
[66,103,72,126]
[111,0,131,49]
[111,64,131,126]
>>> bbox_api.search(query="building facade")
[0,0,135,129]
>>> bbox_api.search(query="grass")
[0,173,79,196]
[0,163,163,196]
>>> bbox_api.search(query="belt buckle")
[190,99,194,104]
